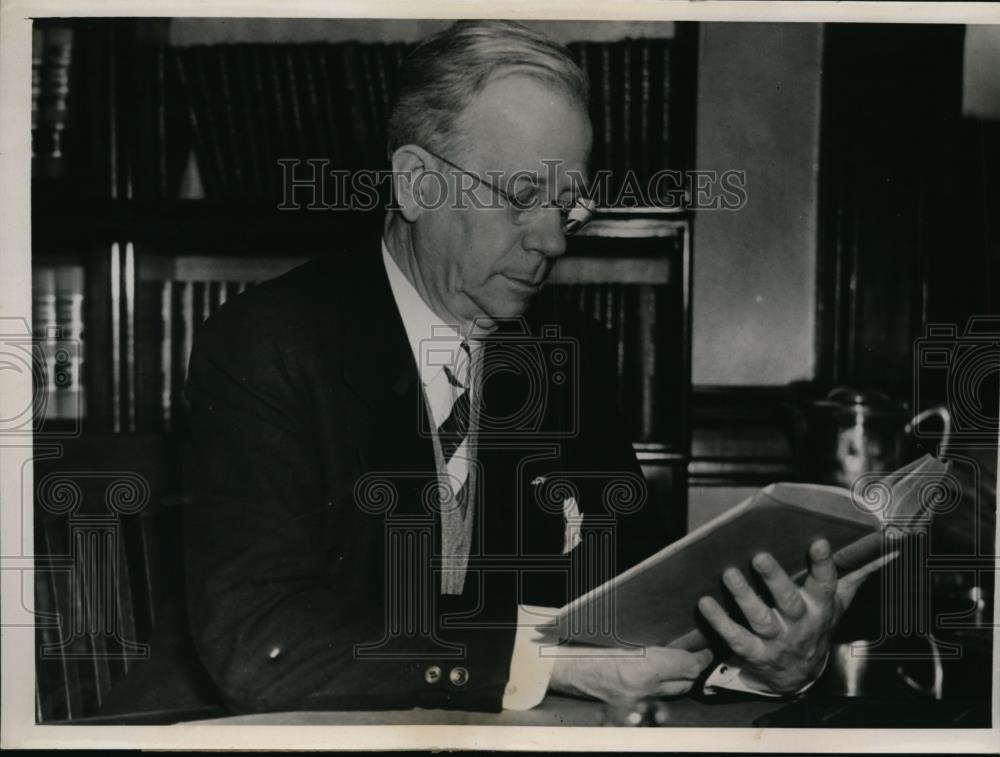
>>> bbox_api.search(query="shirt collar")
[382,238,465,387]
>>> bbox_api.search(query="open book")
[555,454,950,650]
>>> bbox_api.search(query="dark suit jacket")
[178,228,670,714]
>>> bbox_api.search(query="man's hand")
[697,538,896,694]
[548,646,714,702]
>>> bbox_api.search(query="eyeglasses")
[423,147,595,236]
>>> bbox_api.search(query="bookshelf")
[30,18,697,720]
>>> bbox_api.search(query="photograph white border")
[2,0,998,751]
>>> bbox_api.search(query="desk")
[193,694,784,727]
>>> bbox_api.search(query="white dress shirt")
[381,239,820,708]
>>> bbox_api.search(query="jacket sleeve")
[182,311,516,714]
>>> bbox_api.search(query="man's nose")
[522,207,568,259]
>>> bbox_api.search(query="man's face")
[413,74,592,331]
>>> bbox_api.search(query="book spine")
[124,241,136,433]
[360,46,382,168]
[160,280,173,429]
[315,45,344,170]
[267,46,290,199]
[36,25,75,180]
[195,46,229,197]
[368,45,390,165]
[283,44,306,164]
[300,44,332,176]
[660,40,672,172]
[613,284,627,419]
[33,265,58,421]
[231,45,263,199]
[200,281,212,325]
[620,41,632,198]
[134,277,161,432]
[172,49,220,199]
[177,280,195,422]
[53,264,85,422]
[339,43,372,181]
[383,43,406,118]
[31,28,43,162]
[591,284,606,330]
[216,45,244,195]
[638,40,652,188]
[599,43,613,184]
[636,285,660,442]
[248,45,276,198]
[154,45,168,200]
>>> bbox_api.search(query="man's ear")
[390,144,441,223]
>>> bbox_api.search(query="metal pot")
[799,387,950,489]
[821,637,944,699]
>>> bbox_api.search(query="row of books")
[35,32,681,203]
[32,264,86,422]
[550,283,674,443]
[28,265,676,443]
[32,25,75,180]
[169,37,679,206]
[568,39,678,205]
[134,277,672,443]
[141,279,255,430]
[171,42,408,202]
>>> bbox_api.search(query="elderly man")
[180,20,878,714]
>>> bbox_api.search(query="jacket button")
[424,665,442,684]
[449,666,469,686]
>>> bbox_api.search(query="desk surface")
[193,694,783,727]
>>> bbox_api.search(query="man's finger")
[722,567,782,639]
[803,538,837,601]
[648,646,714,680]
[688,648,716,678]
[837,551,900,607]
[697,595,763,658]
[656,679,694,697]
[751,552,808,620]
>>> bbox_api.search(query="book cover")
[555,455,949,650]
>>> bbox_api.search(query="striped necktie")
[438,340,472,517]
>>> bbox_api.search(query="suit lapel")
[473,315,568,560]
[334,233,437,518]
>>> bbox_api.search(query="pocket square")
[561,496,583,554]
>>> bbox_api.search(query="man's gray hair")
[387,20,589,159]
